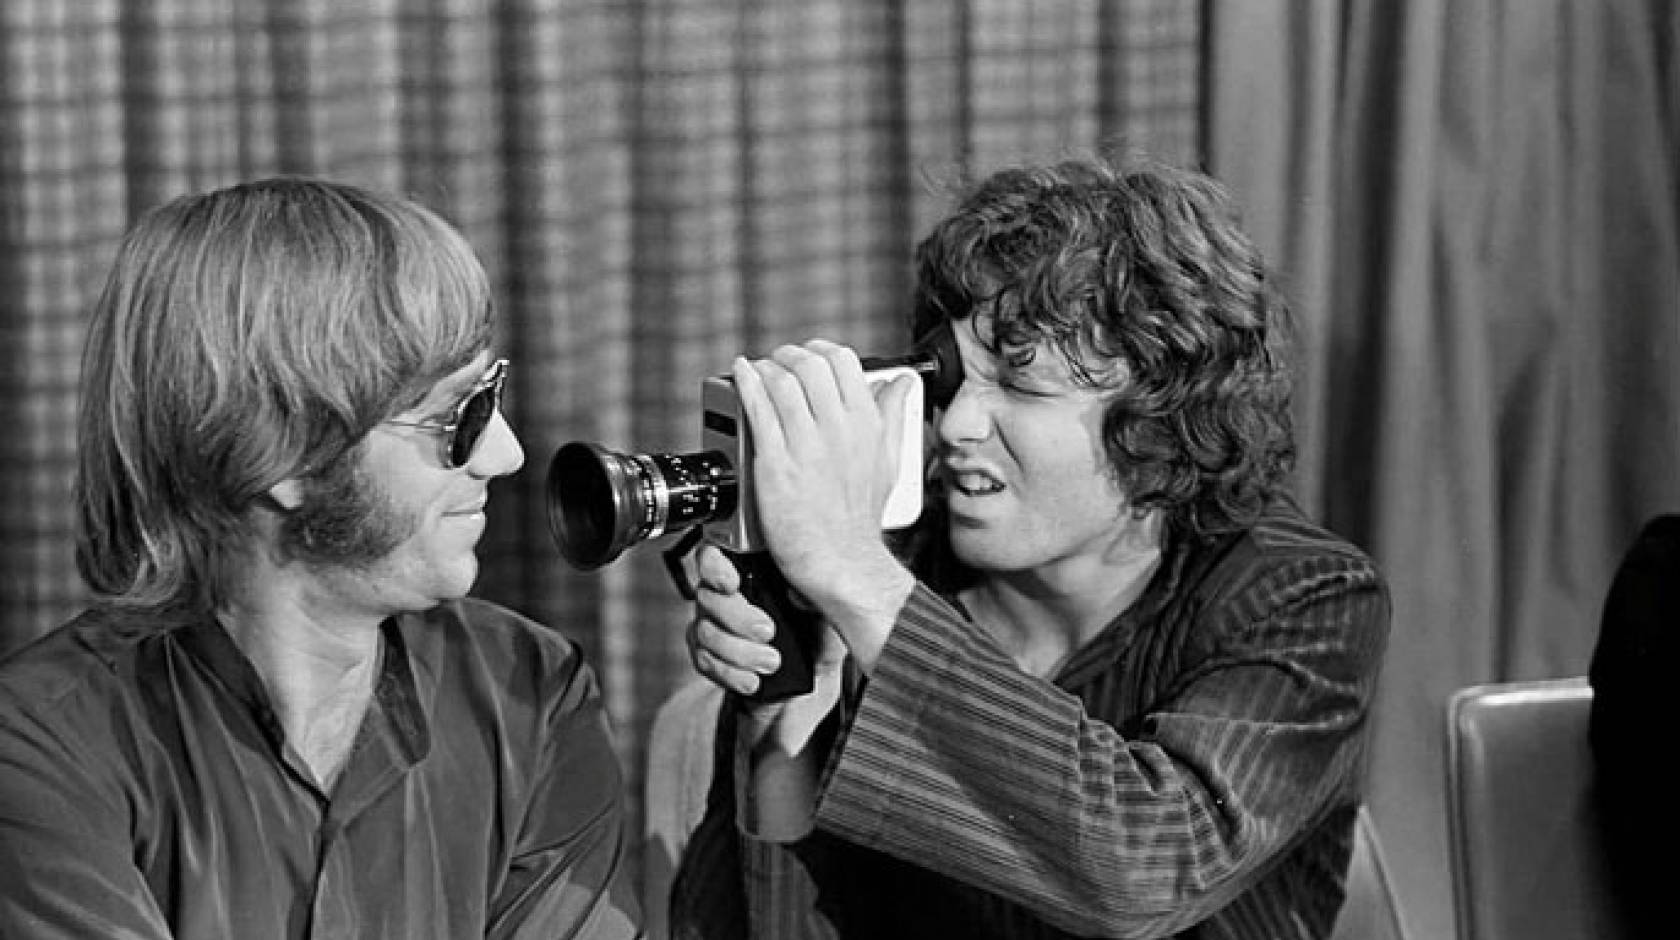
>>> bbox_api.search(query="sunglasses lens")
[450,385,497,467]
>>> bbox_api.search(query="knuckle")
[825,343,859,368]
[761,366,802,392]
[768,346,811,371]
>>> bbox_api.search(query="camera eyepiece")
[546,441,736,569]
[859,321,962,410]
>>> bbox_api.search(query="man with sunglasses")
[0,178,642,938]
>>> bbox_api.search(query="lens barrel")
[547,441,736,569]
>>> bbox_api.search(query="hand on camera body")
[686,542,846,692]
[686,540,848,754]
[726,340,918,669]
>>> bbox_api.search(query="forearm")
[813,581,1382,936]
[738,667,845,841]
[734,541,912,838]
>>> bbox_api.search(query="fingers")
[686,543,782,695]
[690,614,780,695]
[733,341,871,448]
[769,344,839,428]
[731,357,785,458]
[784,339,869,413]
[692,541,741,595]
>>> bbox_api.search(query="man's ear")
[267,478,306,511]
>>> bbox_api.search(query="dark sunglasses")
[386,359,508,468]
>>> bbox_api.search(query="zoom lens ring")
[628,453,671,540]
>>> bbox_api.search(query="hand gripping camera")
[546,325,961,702]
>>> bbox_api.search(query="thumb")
[695,541,742,595]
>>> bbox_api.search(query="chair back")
[1445,677,1629,940]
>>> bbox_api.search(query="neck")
[963,512,1165,678]
[217,581,387,791]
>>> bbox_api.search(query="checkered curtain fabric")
[0,0,1200,879]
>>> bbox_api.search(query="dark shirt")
[673,498,1391,939]
[0,599,642,939]
[1588,515,1674,938]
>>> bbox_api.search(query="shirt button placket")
[310,825,357,939]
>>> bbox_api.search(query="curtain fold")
[1208,2,1680,937]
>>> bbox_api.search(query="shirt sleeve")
[813,554,1389,938]
[0,699,175,939]
[486,654,645,940]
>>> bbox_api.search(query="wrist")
[816,551,915,673]
[759,669,842,757]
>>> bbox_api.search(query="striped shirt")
[672,497,1390,939]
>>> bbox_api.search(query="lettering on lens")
[546,442,737,569]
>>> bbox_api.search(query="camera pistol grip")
[731,549,821,704]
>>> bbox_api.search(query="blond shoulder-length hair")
[75,177,495,614]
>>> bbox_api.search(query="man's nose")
[471,410,526,478]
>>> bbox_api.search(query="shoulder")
[1184,500,1390,645]
[0,608,167,716]
[416,596,582,651]
[397,598,601,707]
[0,608,177,791]
[1201,499,1385,595]
[1593,514,1680,675]
[1614,513,1680,573]
[1598,514,1680,635]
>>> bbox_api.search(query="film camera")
[546,326,962,701]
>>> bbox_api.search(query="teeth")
[952,471,1003,495]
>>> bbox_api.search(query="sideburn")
[279,447,413,569]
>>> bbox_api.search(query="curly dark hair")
[910,151,1297,539]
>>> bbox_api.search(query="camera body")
[699,363,926,553]
[546,323,959,572]
[545,326,961,701]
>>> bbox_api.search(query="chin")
[949,533,1023,573]
[440,564,481,600]
[406,557,481,608]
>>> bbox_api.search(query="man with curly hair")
[671,152,1391,939]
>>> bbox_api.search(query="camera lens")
[547,441,736,569]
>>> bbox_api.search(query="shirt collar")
[1050,526,1216,687]
[175,613,430,764]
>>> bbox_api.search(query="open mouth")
[948,469,1005,497]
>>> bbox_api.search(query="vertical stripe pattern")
[674,498,1390,939]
